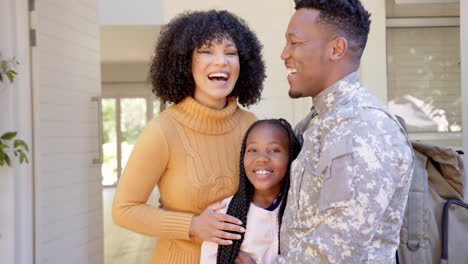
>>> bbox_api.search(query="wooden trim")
[387,17,460,28]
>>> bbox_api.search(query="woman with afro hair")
[112,10,265,264]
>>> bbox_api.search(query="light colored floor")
[103,187,160,264]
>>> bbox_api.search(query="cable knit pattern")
[113,96,257,264]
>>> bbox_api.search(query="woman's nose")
[214,53,227,65]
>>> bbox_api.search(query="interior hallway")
[103,187,160,264]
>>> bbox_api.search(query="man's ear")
[329,37,348,61]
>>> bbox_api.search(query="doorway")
[100,60,164,264]
[101,96,162,186]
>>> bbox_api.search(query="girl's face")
[191,37,240,110]
[243,123,290,197]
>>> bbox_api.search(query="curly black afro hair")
[295,0,371,58]
[149,10,265,107]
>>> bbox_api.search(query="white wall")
[360,0,388,102]
[100,25,161,64]
[31,0,103,263]
[99,0,164,25]
[0,1,17,262]
[12,1,34,263]
[461,0,468,201]
[0,0,34,264]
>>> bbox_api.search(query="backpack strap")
[293,107,317,146]
[441,199,468,263]
[406,150,428,263]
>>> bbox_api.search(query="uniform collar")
[313,71,361,115]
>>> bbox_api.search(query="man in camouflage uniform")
[272,0,415,263]
[237,1,414,263]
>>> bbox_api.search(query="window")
[385,0,461,148]
[101,97,163,186]
[102,98,118,186]
[387,26,461,133]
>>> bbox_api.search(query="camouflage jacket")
[277,72,414,263]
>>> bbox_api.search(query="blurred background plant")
[0,54,29,167]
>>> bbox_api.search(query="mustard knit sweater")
[112,96,257,264]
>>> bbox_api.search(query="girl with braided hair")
[200,119,301,264]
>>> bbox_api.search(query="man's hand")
[189,201,245,245]
[235,250,257,264]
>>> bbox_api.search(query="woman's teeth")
[208,72,229,81]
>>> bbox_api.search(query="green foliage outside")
[101,98,147,185]
[102,99,116,145]
[0,55,30,167]
[0,132,29,166]
[120,98,146,145]
[101,98,146,146]
[0,57,18,84]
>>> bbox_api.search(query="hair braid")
[216,126,254,264]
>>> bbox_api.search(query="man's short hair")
[295,0,371,58]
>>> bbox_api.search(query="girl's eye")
[226,51,238,56]
[270,149,280,153]
[247,148,256,153]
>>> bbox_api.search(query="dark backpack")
[397,141,468,264]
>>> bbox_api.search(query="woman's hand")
[189,201,245,245]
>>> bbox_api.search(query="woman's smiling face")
[191,37,240,109]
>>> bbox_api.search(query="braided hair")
[216,119,302,263]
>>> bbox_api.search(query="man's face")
[281,8,334,98]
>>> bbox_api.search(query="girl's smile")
[243,123,290,207]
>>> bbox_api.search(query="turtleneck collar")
[313,71,361,115]
[165,96,241,135]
